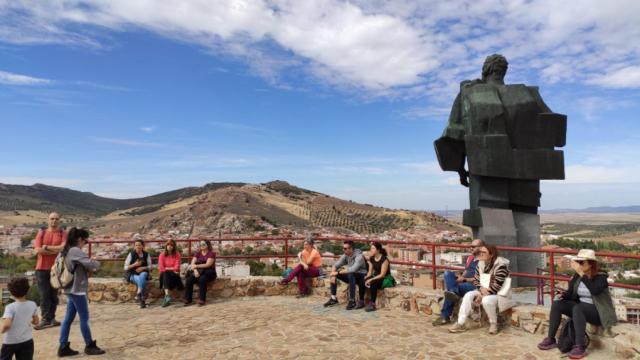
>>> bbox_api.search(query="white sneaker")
[448,323,467,333]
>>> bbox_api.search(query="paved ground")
[32,296,617,360]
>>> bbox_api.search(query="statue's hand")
[458,169,469,187]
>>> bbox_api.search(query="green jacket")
[566,272,617,329]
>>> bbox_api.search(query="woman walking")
[57,227,105,357]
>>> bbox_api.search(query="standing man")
[323,240,368,310]
[432,239,484,326]
[33,212,66,330]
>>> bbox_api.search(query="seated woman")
[158,239,183,307]
[537,249,616,359]
[364,242,391,312]
[123,239,153,309]
[184,240,217,306]
[279,237,322,297]
[449,244,513,335]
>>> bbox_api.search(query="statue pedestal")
[464,207,541,287]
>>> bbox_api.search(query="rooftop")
[33,295,620,360]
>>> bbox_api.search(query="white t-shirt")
[2,300,38,344]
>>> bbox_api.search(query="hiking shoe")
[365,302,377,312]
[34,321,54,330]
[345,301,357,310]
[355,301,365,310]
[323,298,339,307]
[278,279,288,286]
[51,319,61,327]
[448,323,467,333]
[296,292,310,299]
[568,345,587,359]
[444,291,461,303]
[161,295,172,307]
[488,322,498,335]
[537,337,557,350]
[58,342,79,357]
[183,300,193,307]
[197,300,206,306]
[84,340,106,355]
[431,316,451,326]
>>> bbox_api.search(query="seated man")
[432,239,484,326]
[323,240,368,310]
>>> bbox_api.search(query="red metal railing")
[88,236,640,304]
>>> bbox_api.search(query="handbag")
[480,273,511,296]
[382,274,396,288]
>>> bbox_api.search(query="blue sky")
[1,0,640,211]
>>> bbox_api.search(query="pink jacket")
[158,252,181,273]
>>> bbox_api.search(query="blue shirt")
[463,258,479,279]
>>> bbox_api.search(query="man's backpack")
[558,319,590,353]
[50,254,76,289]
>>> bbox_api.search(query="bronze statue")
[434,54,566,285]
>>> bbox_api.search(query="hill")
[0,181,461,235]
[0,182,245,216]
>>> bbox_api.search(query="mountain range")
[0,181,460,235]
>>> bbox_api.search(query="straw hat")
[568,249,598,262]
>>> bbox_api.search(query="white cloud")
[1,0,640,98]
[588,66,640,89]
[140,126,156,133]
[0,70,51,85]
[89,136,164,147]
[324,166,387,175]
[207,120,270,134]
[403,161,441,174]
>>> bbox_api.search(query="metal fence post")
[432,243,437,290]
[549,250,556,305]
[284,238,289,268]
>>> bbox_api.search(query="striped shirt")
[473,258,510,295]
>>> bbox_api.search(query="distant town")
[2,222,639,326]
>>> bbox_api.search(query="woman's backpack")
[50,254,76,289]
[558,319,590,353]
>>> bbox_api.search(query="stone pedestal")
[513,211,542,286]
[465,207,541,287]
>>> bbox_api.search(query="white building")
[215,263,250,277]
[439,252,467,266]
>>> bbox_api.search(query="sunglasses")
[575,260,585,265]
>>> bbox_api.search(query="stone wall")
[85,277,638,358]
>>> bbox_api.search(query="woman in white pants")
[448,244,514,335]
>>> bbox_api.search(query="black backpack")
[558,319,590,353]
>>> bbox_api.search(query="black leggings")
[548,299,601,346]
[184,270,216,302]
[367,277,384,303]
[160,271,184,290]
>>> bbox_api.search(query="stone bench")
[85,276,328,303]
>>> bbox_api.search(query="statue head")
[481,54,508,84]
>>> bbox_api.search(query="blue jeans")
[441,271,476,318]
[59,294,93,346]
[132,272,148,294]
